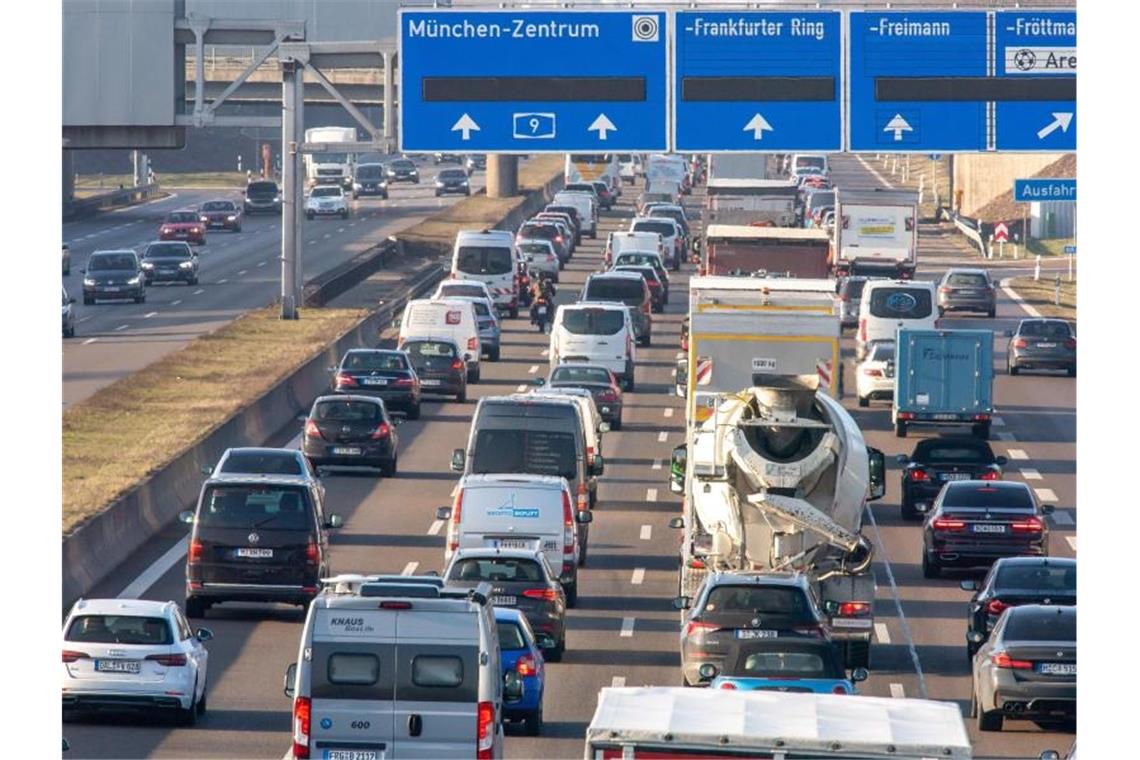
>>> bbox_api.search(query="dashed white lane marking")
[1065,536,1077,552]
[528,365,539,374]
[640,524,652,541]
[1034,488,1058,503]
[996,432,1016,441]
[515,384,528,393]
[611,676,626,688]
[620,617,635,637]
[171,300,182,306]
[217,279,228,284]
[307,240,316,245]
[1007,449,1029,460]
[401,561,419,576]
[349,222,358,227]
[646,488,658,502]
[427,520,445,536]
[890,683,906,699]
[257,260,267,267]
[1052,511,1074,526]
[323,233,331,239]
[631,568,645,585]
[115,324,129,331]
[663,408,674,418]
[78,316,92,323]
[193,288,205,295]
[82,338,98,345]
[337,227,346,233]
[991,416,1005,427]
[118,536,189,599]
[540,348,549,357]
[652,458,662,470]
[238,269,248,276]
[1019,468,1042,480]
[144,311,157,318]
[855,154,894,188]
[657,431,669,443]
[874,623,891,645]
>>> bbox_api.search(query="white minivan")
[549,303,637,391]
[451,229,520,318]
[397,298,482,381]
[856,280,939,360]
[437,474,591,605]
[552,191,597,239]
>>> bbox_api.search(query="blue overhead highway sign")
[398,10,668,153]
[1014,178,1076,203]
[849,11,989,152]
[673,11,841,153]
[994,11,1076,151]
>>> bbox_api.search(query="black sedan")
[385,159,419,183]
[922,481,1054,578]
[1007,319,1076,377]
[330,349,422,419]
[540,363,623,429]
[898,437,1008,520]
[141,241,199,286]
[401,338,467,402]
[434,168,471,196]
[301,395,400,476]
[961,557,1076,659]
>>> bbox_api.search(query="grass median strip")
[1006,275,1077,322]
[63,306,368,536]
[76,171,251,190]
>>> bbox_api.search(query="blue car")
[700,639,867,696]
[496,607,546,735]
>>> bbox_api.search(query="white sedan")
[856,340,896,408]
[62,598,212,725]
[518,238,561,281]
[305,184,349,219]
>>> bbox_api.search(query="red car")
[159,210,206,244]
[198,199,243,232]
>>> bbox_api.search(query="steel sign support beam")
[293,68,305,311]
[383,51,396,153]
[303,60,382,144]
[280,57,300,320]
[200,35,287,123]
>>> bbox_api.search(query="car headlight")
[200,216,209,223]
[435,180,445,186]
[273,195,281,202]
[141,262,155,269]
[127,276,141,285]
[226,215,236,221]
[83,278,95,286]
[179,261,194,269]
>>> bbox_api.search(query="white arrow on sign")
[742,113,774,140]
[588,113,617,140]
[450,113,480,141]
[883,114,913,141]
[1036,112,1073,140]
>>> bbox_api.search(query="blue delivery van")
[893,329,994,439]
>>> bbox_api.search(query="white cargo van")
[605,230,664,267]
[856,280,939,360]
[552,191,597,239]
[284,576,506,760]
[437,474,591,605]
[451,230,520,318]
[396,298,482,382]
[549,303,637,391]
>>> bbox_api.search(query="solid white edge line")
[171,300,182,306]
[427,520,445,536]
[118,536,189,599]
[193,288,205,295]
[999,277,1044,319]
[144,311,158,318]
[401,561,419,576]
[631,568,645,585]
[854,155,894,189]
[115,324,129,331]
[874,622,891,645]
[889,683,906,699]
[82,338,98,345]
[640,524,652,541]
[619,617,635,637]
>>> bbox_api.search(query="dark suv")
[180,473,342,617]
[141,241,199,286]
[898,437,1008,520]
[243,180,281,214]
[581,272,653,346]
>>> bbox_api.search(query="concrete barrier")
[64,184,163,221]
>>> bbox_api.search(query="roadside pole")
[280,57,299,320]
[292,69,305,310]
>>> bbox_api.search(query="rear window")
[795,157,826,171]
[552,366,612,385]
[615,254,660,268]
[472,301,492,318]
[946,272,989,287]
[448,558,544,583]
[197,485,313,529]
[457,246,513,276]
[167,212,198,223]
[311,187,341,198]
[247,182,277,195]
[328,653,380,686]
[739,651,834,679]
[341,352,408,371]
[1020,320,1072,338]
[617,267,658,285]
[868,286,933,320]
[805,191,835,210]
[88,254,136,271]
[915,440,993,464]
[547,205,578,220]
[585,277,645,305]
[996,564,1076,592]
[632,220,675,238]
[1003,609,1076,641]
[521,224,557,239]
[439,284,487,299]
[842,279,868,298]
[66,615,173,645]
[561,308,625,336]
[497,622,527,651]
[520,243,554,256]
[942,484,1034,510]
[412,656,464,688]
[219,452,302,476]
[403,341,456,359]
[471,429,577,480]
[201,201,235,211]
[703,586,812,617]
[315,400,381,421]
[144,243,192,260]
[868,342,895,362]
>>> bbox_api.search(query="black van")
[180,473,343,617]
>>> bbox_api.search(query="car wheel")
[408,402,422,421]
[306,212,314,220]
[341,211,349,219]
[987,308,996,319]
[457,386,467,403]
[1067,365,1076,378]
[977,701,1003,732]
[489,346,501,362]
[1008,361,1020,376]
[921,550,940,579]
[136,294,146,304]
[524,708,544,736]
[894,421,907,438]
[381,192,389,200]
[564,580,578,608]
[382,455,398,478]
[434,190,441,197]
[509,306,519,319]
[547,640,565,664]
[969,691,978,718]
[973,422,991,440]
[179,681,199,726]
[858,395,869,408]
[196,679,207,716]
[64,326,75,338]
[900,493,917,521]
[234,225,242,233]
[83,296,93,305]
[184,595,207,619]
[465,189,471,196]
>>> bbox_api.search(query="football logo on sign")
[632,15,659,42]
[1014,49,1037,71]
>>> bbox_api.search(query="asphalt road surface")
[64,155,1075,759]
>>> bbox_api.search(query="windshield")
[341,352,408,371]
[440,169,467,179]
[247,182,277,195]
[632,220,675,238]
[471,429,577,480]
[457,246,513,276]
[946,272,989,287]
[314,400,381,421]
[167,212,198,223]
[996,563,1076,592]
[317,152,348,163]
[868,287,933,320]
[1003,609,1076,641]
[219,451,303,476]
[356,165,383,179]
[88,254,136,271]
[65,615,173,646]
[943,484,1034,510]
[311,187,342,198]
[447,558,544,583]
[390,160,414,170]
[561,308,624,336]
[552,366,611,385]
[403,341,456,360]
[144,244,192,260]
[201,201,235,212]
[197,485,313,529]
[585,278,644,305]
[1020,320,1072,338]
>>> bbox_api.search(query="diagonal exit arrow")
[1036,112,1073,140]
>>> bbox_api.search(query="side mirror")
[959,580,979,592]
[504,671,525,701]
[436,506,453,521]
[63,739,70,753]
[200,465,214,475]
[69,297,77,304]
[867,448,886,501]
[669,444,687,494]
[967,630,986,644]
[895,454,909,465]
[393,417,404,426]
[1039,752,1062,760]
[283,663,297,699]
[178,510,195,526]
[576,510,593,524]
[1040,504,1055,515]
[1004,329,1015,338]
[532,377,546,387]
[668,516,684,529]
[590,455,605,477]
[672,596,691,611]
[599,421,611,434]
[326,514,345,529]
[697,663,718,682]
[195,627,214,642]
[450,448,466,472]
[327,366,337,373]
[995,455,1008,466]
[850,667,869,683]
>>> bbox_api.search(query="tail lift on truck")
[832,188,919,279]
[893,328,995,439]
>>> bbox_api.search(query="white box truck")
[833,188,919,279]
[303,126,357,189]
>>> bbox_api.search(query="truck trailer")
[892,328,995,439]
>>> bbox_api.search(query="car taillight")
[62,650,89,663]
[304,419,323,439]
[305,540,320,564]
[562,489,576,550]
[684,621,717,639]
[837,602,871,617]
[449,487,464,553]
[1010,516,1044,534]
[862,368,883,377]
[577,483,589,513]
[932,517,966,532]
[1012,338,1028,349]
[1064,338,1076,349]
[468,337,478,351]
[719,682,737,690]
[392,377,414,387]
[146,653,188,667]
[991,651,1033,670]
[858,318,867,343]
[194,227,203,234]
[522,588,558,602]
[476,700,494,758]
[898,411,916,420]
[986,599,1010,616]
[451,358,464,370]
[188,539,204,563]
[516,654,537,677]
[907,469,929,482]
[839,293,849,302]
[598,389,618,402]
[293,696,311,759]
[972,413,991,421]
[939,287,951,294]
[687,557,706,569]
[979,469,1001,481]
[335,372,357,388]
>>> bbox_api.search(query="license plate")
[331,446,362,456]
[95,659,141,674]
[491,596,517,606]
[104,286,121,292]
[1037,342,1057,348]
[236,548,273,558]
[494,539,534,550]
[941,473,970,481]
[972,523,1007,534]
[831,617,874,629]
[736,629,777,640]
[931,413,958,421]
[361,377,388,386]
[1038,662,1076,675]
[420,379,441,387]
[537,306,548,316]
[325,750,383,760]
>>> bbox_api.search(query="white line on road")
[540,348,549,357]
[528,365,539,374]
[427,519,445,536]
[640,524,652,541]
[611,676,626,688]
[257,260,267,267]
[855,155,894,188]
[217,279,228,284]
[996,432,1017,441]
[307,240,316,245]
[115,324,129,331]
[516,384,528,393]
[1052,511,1074,526]
[1066,536,1076,552]
[1000,277,1044,319]
[631,568,645,585]
[193,288,205,295]
[874,623,892,645]
[401,562,419,576]
[238,269,248,276]
[82,338,98,345]
[1007,449,1029,460]
[657,431,668,443]
[170,300,182,306]
[890,683,906,699]
[337,227,345,233]
[1035,488,1058,503]
[1019,468,1042,480]
[991,416,1005,427]
[118,536,189,599]
[144,311,157,318]
[323,233,331,239]
[646,488,658,502]
[652,458,662,470]
[663,408,674,418]
[77,316,92,323]
[620,617,635,637]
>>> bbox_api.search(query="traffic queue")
[62,152,1075,759]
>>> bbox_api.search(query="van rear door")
[393,610,481,758]
[460,482,563,558]
[309,609,398,760]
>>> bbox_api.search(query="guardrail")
[950,212,988,258]
[64,184,162,221]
